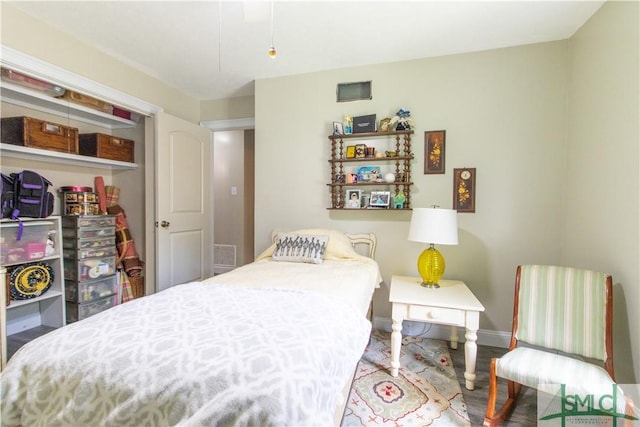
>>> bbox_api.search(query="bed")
[0,229,381,427]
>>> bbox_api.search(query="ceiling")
[9,1,605,101]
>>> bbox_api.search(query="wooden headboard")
[270,231,377,259]
[345,233,377,259]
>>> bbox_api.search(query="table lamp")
[408,207,459,288]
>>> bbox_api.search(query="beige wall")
[256,40,569,330]
[563,0,639,384]
[255,3,639,383]
[201,96,255,122]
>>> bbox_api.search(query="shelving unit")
[1,81,140,129]
[1,73,140,169]
[0,143,138,170]
[327,130,414,210]
[1,217,66,356]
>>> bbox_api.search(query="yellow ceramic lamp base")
[417,245,445,288]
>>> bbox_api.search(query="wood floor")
[8,328,538,426]
[450,343,538,426]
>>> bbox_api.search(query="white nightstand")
[389,275,485,390]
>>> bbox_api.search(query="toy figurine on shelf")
[394,193,406,209]
[344,115,353,134]
[390,108,415,130]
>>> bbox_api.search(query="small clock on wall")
[453,168,476,213]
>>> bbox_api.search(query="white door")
[154,112,213,292]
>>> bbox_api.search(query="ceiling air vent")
[337,81,372,102]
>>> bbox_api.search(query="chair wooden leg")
[484,358,499,426]
[623,396,638,427]
[484,358,523,427]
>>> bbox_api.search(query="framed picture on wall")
[453,168,476,212]
[424,130,446,174]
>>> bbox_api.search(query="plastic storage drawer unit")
[64,255,116,281]
[65,275,118,303]
[61,215,115,229]
[66,294,117,323]
[64,246,117,260]
[62,236,115,251]
[62,226,115,241]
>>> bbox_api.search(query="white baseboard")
[372,316,511,349]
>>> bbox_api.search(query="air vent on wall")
[337,81,372,102]
[213,244,236,274]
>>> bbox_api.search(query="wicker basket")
[129,276,145,299]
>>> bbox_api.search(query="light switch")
[231,186,238,196]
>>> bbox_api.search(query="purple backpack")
[8,170,54,219]
[1,172,16,219]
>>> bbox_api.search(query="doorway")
[212,129,255,273]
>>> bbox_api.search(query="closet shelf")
[1,82,139,130]
[0,143,138,170]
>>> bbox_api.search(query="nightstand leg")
[464,312,480,390]
[450,325,458,350]
[390,318,402,377]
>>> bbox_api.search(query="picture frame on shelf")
[369,191,390,208]
[379,118,392,132]
[353,114,377,133]
[356,166,380,183]
[453,168,476,213]
[346,145,356,159]
[355,144,366,159]
[333,122,344,135]
[345,189,362,209]
[425,130,446,174]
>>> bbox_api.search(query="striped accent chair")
[483,265,619,426]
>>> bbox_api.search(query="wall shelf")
[5,290,63,309]
[1,82,140,130]
[327,130,414,209]
[0,143,138,170]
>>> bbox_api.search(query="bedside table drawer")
[408,305,464,325]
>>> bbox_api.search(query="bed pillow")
[257,228,362,261]
[271,233,329,264]
[295,228,361,260]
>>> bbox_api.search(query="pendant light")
[218,0,222,71]
[268,0,277,58]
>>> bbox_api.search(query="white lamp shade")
[408,208,459,245]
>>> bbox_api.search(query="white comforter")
[202,257,381,315]
[0,282,372,426]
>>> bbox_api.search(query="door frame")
[201,118,255,270]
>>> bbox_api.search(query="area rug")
[342,330,471,426]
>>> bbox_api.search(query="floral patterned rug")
[342,330,470,426]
